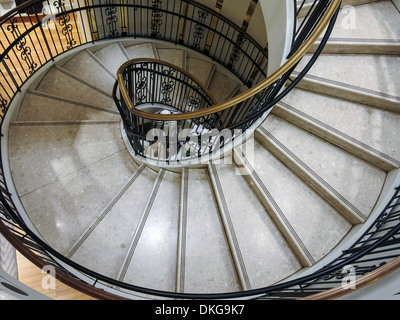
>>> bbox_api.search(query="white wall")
[258,0,295,76]
[195,0,291,75]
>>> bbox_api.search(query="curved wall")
[259,0,295,75]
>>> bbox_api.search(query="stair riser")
[296,76,400,113]
[255,128,365,225]
[232,149,314,267]
[272,103,400,172]
[310,42,400,55]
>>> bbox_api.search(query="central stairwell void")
[1,0,400,300]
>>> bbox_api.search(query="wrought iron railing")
[114,0,343,165]
[3,0,399,301]
[0,0,270,105]
[114,58,218,163]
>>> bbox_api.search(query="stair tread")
[16,91,119,122]
[183,168,241,294]
[186,57,214,88]
[260,115,387,218]
[121,170,180,292]
[14,149,139,255]
[208,71,241,103]
[124,43,157,60]
[238,141,352,263]
[93,43,129,76]
[62,50,116,94]
[8,121,125,196]
[281,88,400,163]
[296,54,400,98]
[36,67,114,110]
[329,1,400,41]
[212,163,302,288]
[157,48,186,69]
[68,166,156,280]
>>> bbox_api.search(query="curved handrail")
[117,0,342,122]
[301,256,400,300]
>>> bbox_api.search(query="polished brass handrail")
[117,0,342,122]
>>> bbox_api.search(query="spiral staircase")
[0,0,400,300]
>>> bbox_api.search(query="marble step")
[124,42,158,60]
[208,162,302,289]
[293,71,400,113]
[157,47,187,69]
[186,57,215,88]
[296,2,400,112]
[175,168,188,293]
[305,1,400,53]
[208,71,241,103]
[16,90,119,122]
[310,38,400,55]
[61,49,116,95]
[257,115,387,224]
[179,168,241,294]
[65,165,157,280]
[8,120,125,197]
[327,1,400,41]
[233,142,352,266]
[11,146,139,254]
[117,169,180,292]
[92,42,131,76]
[296,54,400,98]
[35,66,115,111]
[297,0,385,20]
[278,88,400,170]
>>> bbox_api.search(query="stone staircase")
[6,0,400,297]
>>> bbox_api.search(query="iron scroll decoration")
[6,18,37,75]
[54,0,77,49]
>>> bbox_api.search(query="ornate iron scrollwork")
[160,67,175,104]
[135,63,149,104]
[198,114,219,131]
[54,0,77,49]
[151,0,163,39]
[187,96,200,110]
[228,34,247,71]
[105,1,119,37]
[6,18,37,74]
[0,95,7,116]
[192,10,209,50]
